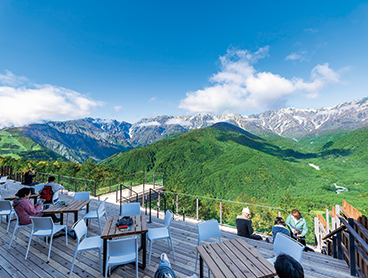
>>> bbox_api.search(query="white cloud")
[304,28,318,33]
[165,119,192,126]
[137,121,161,127]
[179,47,341,114]
[114,105,122,112]
[0,70,28,86]
[149,97,156,102]
[285,51,308,62]
[0,71,102,128]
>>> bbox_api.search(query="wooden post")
[220,202,222,225]
[326,209,330,233]
[196,198,199,221]
[348,218,357,276]
[314,217,321,250]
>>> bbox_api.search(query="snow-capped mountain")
[2,97,368,162]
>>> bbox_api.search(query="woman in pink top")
[13,187,44,225]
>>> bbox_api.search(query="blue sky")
[0,1,367,127]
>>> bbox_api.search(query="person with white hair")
[236,207,263,240]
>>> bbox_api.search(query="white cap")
[242,207,250,214]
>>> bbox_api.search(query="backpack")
[40,185,54,202]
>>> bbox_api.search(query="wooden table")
[42,200,91,226]
[101,213,148,276]
[196,238,276,278]
[5,193,40,205]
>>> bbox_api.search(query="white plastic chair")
[25,217,68,261]
[0,200,14,233]
[43,189,61,209]
[83,197,108,234]
[120,202,141,216]
[147,210,175,265]
[66,191,90,225]
[8,210,32,249]
[194,219,221,277]
[69,219,103,278]
[105,236,138,278]
[267,232,304,264]
[34,183,45,193]
[0,176,7,194]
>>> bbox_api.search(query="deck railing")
[318,200,368,277]
[145,189,317,243]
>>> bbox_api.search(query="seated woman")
[236,207,263,240]
[13,188,44,225]
[272,217,290,243]
[13,187,59,225]
[286,209,308,245]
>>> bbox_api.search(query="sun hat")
[242,207,250,214]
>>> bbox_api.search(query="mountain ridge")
[1,97,368,162]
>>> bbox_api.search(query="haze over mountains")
[1,97,368,163]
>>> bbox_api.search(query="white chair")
[66,191,90,225]
[147,210,175,265]
[43,189,61,209]
[267,232,304,264]
[83,197,108,234]
[194,219,221,276]
[34,183,45,193]
[105,236,138,278]
[120,202,141,216]
[8,210,32,249]
[0,200,14,233]
[0,176,7,194]
[69,219,103,278]
[25,217,68,261]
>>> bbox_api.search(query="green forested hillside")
[0,129,65,161]
[102,122,358,212]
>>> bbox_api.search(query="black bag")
[116,216,133,227]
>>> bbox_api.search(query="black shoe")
[54,217,61,223]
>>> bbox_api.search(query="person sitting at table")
[40,176,64,203]
[236,207,263,241]
[44,176,64,192]
[13,188,59,225]
[272,217,290,243]
[23,169,39,186]
[286,209,308,246]
[274,254,304,278]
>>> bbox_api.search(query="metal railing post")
[176,195,178,215]
[120,184,123,216]
[183,207,185,221]
[220,202,222,225]
[157,193,160,218]
[149,188,152,223]
[196,198,199,221]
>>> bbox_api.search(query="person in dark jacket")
[236,207,263,240]
[272,217,290,243]
[24,169,38,186]
[274,254,304,278]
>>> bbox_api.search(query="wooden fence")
[316,200,368,277]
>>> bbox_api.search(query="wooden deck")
[0,181,354,277]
